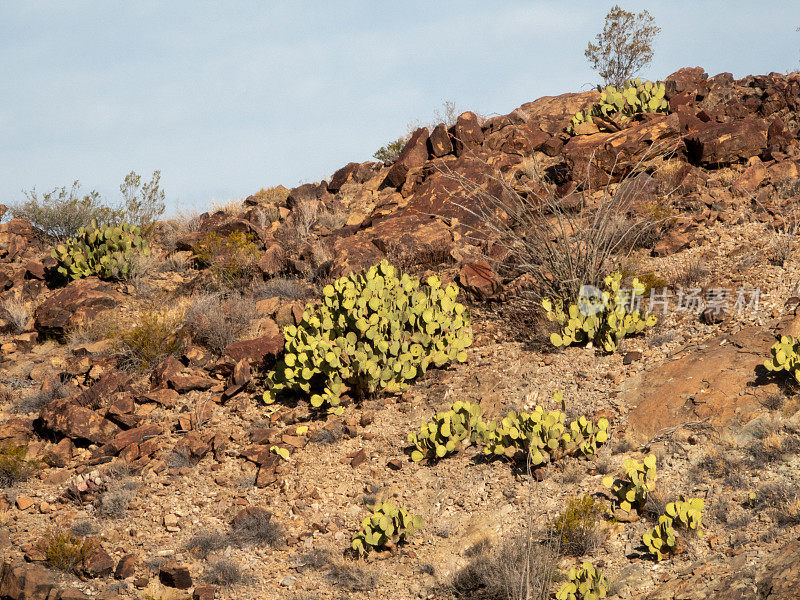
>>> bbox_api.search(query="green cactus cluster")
[570,415,610,458]
[642,496,704,560]
[51,220,149,280]
[482,394,610,465]
[568,79,669,133]
[602,455,657,513]
[764,335,800,382]
[350,501,423,557]
[556,561,609,600]
[408,400,487,462]
[543,271,657,353]
[263,260,472,414]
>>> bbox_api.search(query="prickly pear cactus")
[556,561,609,600]
[568,79,669,134]
[408,400,486,462]
[350,501,423,556]
[483,405,571,465]
[570,415,610,458]
[602,454,657,513]
[51,220,149,280]
[764,335,800,382]
[263,260,472,414]
[643,515,677,561]
[543,271,657,353]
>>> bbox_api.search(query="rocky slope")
[1,66,800,600]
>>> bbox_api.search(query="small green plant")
[602,454,657,512]
[52,220,150,280]
[568,79,669,133]
[550,495,605,557]
[407,400,486,462]
[43,529,98,572]
[0,444,39,487]
[764,335,800,382]
[543,271,656,353]
[264,260,472,414]
[350,501,423,556]
[556,561,609,600]
[270,446,290,461]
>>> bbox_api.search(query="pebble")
[280,575,296,587]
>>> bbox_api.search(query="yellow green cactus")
[602,454,657,513]
[764,335,800,382]
[567,79,669,134]
[263,260,472,414]
[52,220,149,280]
[408,400,486,462]
[350,501,423,557]
[556,561,609,600]
[544,271,657,353]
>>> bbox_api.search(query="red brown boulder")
[452,112,484,157]
[34,278,124,338]
[382,127,430,188]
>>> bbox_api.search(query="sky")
[1,1,799,215]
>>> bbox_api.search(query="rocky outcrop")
[34,278,124,338]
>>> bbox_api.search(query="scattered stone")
[159,561,192,589]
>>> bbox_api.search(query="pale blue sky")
[1,1,798,214]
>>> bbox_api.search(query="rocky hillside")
[2,66,800,600]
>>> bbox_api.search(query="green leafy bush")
[116,308,185,372]
[568,79,669,134]
[643,497,703,561]
[193,231,261,289]
[350,501,423,556]
[43,529,98,572]
[373,136,408,164]
[0,444,39,487]
[556,561,609,600]
[52,221,150,280]
[602,454,657,513]
[764,335,800,382]
[264,260,472,414]
[543,271,656,353]
[408,400,486,462]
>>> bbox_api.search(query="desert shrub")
[11,383,69,415]
[584,5,660,88]
[231,511,283,548]
[184,292,258,355]
[186,531,228,559]
[446,141,678,304]
[373,136,408,164]
[252,277,315,301]
[549,495,605,557]
[0,444,39,487]
[116,309,185,372]
[97,487,137,519]
[43,529,97,572]
[70,520,99,537]
[448,531,559,600]
[52,221,150,281]
[193,231,260,289]
[203,559,242,587]
[543,271,657,353]
[118,170,166,232]
[301,548,379,592]
[7,182,119,240]
[264,260,472,414]
[252,185,290,206]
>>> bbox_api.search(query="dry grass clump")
[253,277,315,301]
[448,530,560,600]
[184,292,258,355]
[186,530,228,559]
[1,297,32,333]
[300,548,379,593]
[230,511,284,548]
[203,559,243,587]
